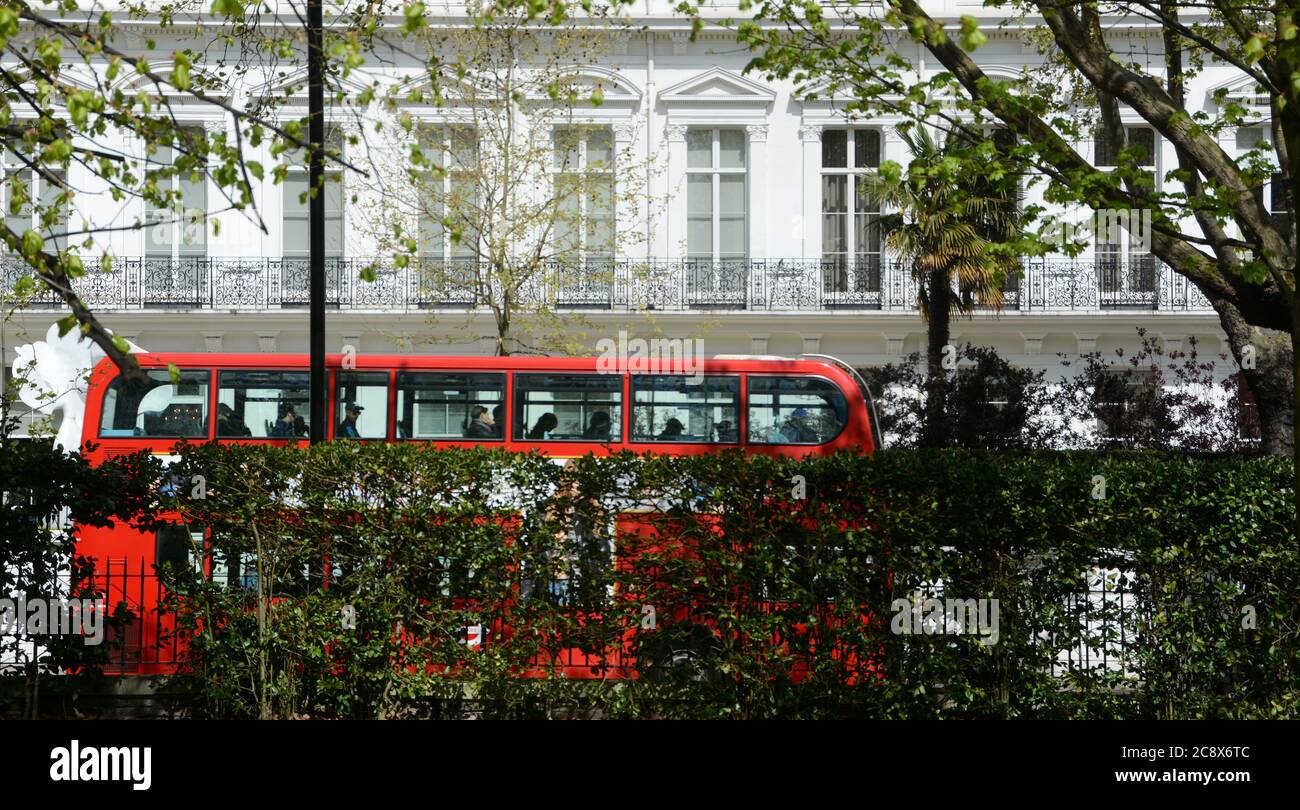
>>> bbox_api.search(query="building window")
[1238,127,1291,240]
[146,129,207,261]
[967,127,1022,304]
[416,125,478,263]
[1094,126,1157,297]
[1234,127,1287,261]
[283,128,344,259]
[1,146,67,253]
[686,127,747,264]
[1270,171,1290,237]
[553,125,615,263]
[820,128,882,294]
[143,129,207,305]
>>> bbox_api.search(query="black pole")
[307,0,326,444]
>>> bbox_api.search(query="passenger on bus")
[217,403,252,437]
[657,418,685,441]
[465,405,495,439]
[715,420,737,443]
[526,412,557,440]
[583,411,611,440]
[337,402,364,439]
[270,403,299,438]
[492,405,504,437]
[778,408,818,443]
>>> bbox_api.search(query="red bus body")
[75,353,877,677]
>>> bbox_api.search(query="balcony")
[1,255,1213,314]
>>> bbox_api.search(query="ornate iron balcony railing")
[0,255,1213,313]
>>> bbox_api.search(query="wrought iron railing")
[0,255,1213,313]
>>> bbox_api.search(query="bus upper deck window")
[747,376,847,445]
[631,374,740,443]
[396,372,505,440]
[99,369,210,438]
[514,374,622,442]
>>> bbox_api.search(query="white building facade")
[2,2,1271,436]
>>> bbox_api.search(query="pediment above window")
[1209,74,1271,119]
[659,68,775,106]
[252,66,379,102]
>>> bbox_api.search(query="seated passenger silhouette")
[657,417,685,441]
[715,420,737,443]
[465,405,495,439]
[583,411,611,441]
[779,407,818,443]
[270,403,299,438]
[217,403,252,437]
[527,412,558,440]
[337,401,364,439]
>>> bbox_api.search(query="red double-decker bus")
[76,352,879,676]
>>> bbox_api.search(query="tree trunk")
[1292,312,1300,541]
[1251,328,1294,456]
[1215,300,1294,456]
[922,266,952,448]
[495,303,511,356]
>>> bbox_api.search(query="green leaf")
[402,3,426,35]
[171,53,191,91]
[960,17,988,51]
[21,229,43,257]
[211,0,245,16]
[111,335,131,354]
[55,314,77,336]
[1244,36,1265,64]
[0,7,19,41]
[167,362,182,384]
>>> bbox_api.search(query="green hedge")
[151,444,1297,719]
[0,440,160,718]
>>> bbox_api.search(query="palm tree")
[859,123,1021,447]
